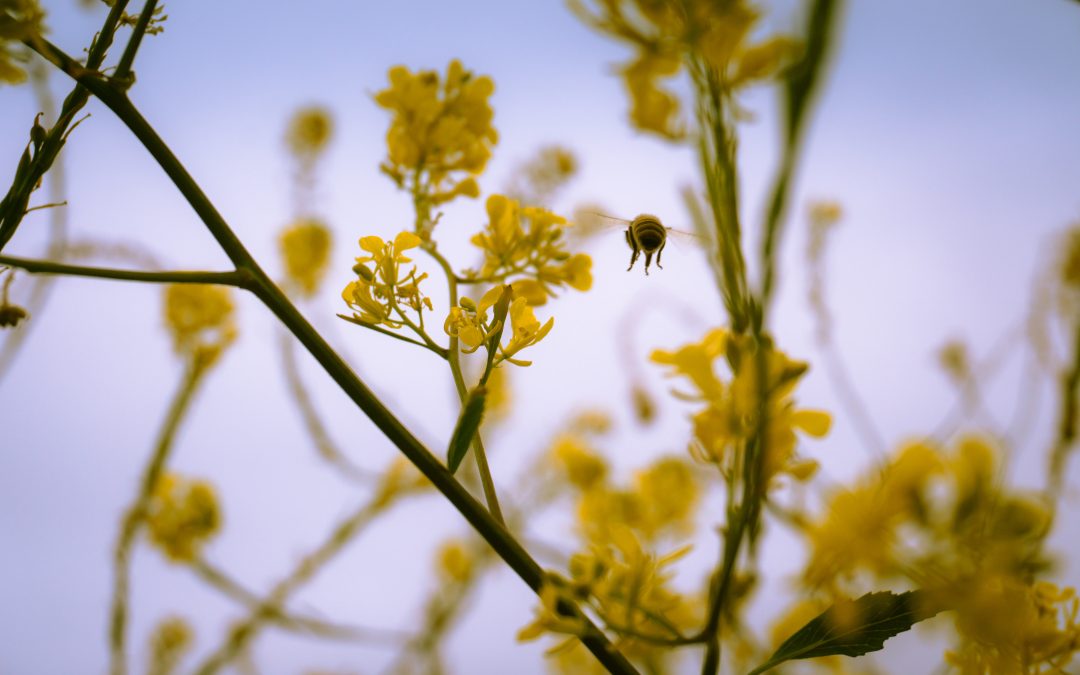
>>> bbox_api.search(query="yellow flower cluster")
[375,60,496,204]
[0,0,44,85]
[341,231,432,328]
[466,194,593,303]
[799,437,1076,673]
[511,145,579,203]
[147,473,221,563]
[521,430,701,663]
[147,615,193,675]
[285,106,333,159]
[652,328,829,485]
[279,217,333,296]
[571,0,801,139]
[443,284,554,367]
[162,284,236,364]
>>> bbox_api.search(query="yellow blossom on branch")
[466,194,593,303]
[375,59,496,207]
[570,0,802,139]
[279,217,333,296]
[285,106,333,160]
[162,284,236,364]
[341,231,432,329]
[442,284,555,367]
[146,474,221,563]
[651,329,829,484]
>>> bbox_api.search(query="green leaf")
[748,591,941,675]
[447,386,487,474]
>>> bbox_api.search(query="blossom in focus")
[467,194,593,302]
[341,231,432,329]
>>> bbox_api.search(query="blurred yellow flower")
[147,474,221,563]
[279,218,333,296]
[147,615,193,675]
[285,106,333,159]
[0,0,44,85]
[436,539,475,584]
[162,284,236,362]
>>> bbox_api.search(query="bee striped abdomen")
[626,214,668,275]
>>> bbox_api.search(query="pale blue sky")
[2,1,1080,673]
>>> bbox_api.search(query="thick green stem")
[28,38,635,675]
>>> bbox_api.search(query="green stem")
[337,312,448,357]
[109,355,208,675]
[426,245,506,525]
[0,0,131,251]
[29,38,634,675]
[0,254,253,288]
[113,0,158,85]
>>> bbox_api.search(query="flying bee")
[585,212,699,275]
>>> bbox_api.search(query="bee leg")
[626,229,640,271]
[644,251,653,276]
[656,240,666,270]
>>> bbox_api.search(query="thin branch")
[0,254,253,288]
[192,559,405,645]
[337,313,448,357]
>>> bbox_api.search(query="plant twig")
[0,254,253,288]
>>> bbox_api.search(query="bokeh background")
[2,0,1080,672]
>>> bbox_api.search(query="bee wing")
[665,225,707,248]
[570,210,631,240]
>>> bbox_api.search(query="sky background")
[2,0,1080,673]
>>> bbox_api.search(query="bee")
[586,212,696,275]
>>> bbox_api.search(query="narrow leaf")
[749,590,940,675]
[447,386,487,474]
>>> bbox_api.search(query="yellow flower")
[285,106,333,159]
[148,615,193,675]
[551,434,608,491]
[635,456,699,538]
[501,296,554,366]
[572,0,799,140]
[147,474,221,563]
[376,60,497,201]
[341,231,432,329]
[162,284,236,361]
[0,0,45,85]
[466,195,592,303]
[279,218,332,296]
[435,539,475,584]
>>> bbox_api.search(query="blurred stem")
[278,328,378,483]
[426,244,506,526]
[109,355,209,675]
[0,254,254,288]
[30,37,634,675]
[193,496,400,675]
[1048,319,1080,498]
[193,559,406,644]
